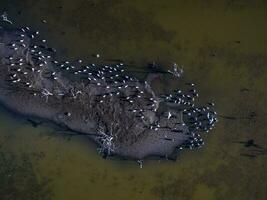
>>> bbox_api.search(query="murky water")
[0,0,267,200]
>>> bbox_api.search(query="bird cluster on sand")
[0,14,218,165]
[160,85,217,149]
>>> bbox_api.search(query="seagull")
[168,112,172,119]
[137,160,143,169]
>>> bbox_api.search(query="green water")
[0,0,267,199]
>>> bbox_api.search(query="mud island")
[0,15,217,163]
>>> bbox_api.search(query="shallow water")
[0,0,267,200]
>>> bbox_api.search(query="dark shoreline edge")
[0,102,180,162]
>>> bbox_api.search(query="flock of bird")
[1,14,218,158]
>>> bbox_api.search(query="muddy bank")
[0,23,217,160]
